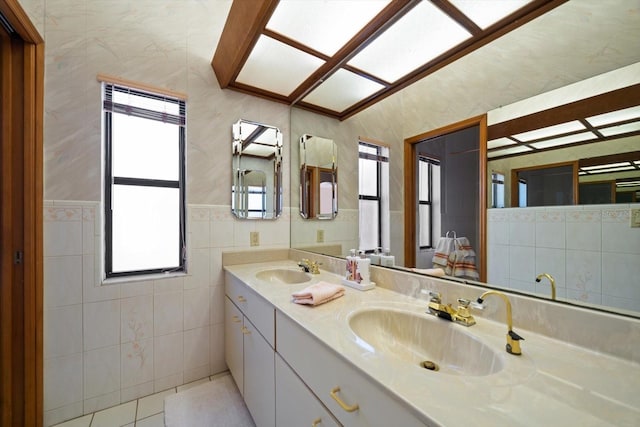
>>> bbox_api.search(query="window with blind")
[103,82,186,278]
[358,141,389,252]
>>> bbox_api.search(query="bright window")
[358,141,389,252]
[103,83,186,278]
[418,155,441,249]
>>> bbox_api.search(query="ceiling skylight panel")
[347,1,471,83]
[528,132,598,149]
[586,105,640,126]
[236,35,325,96]
[487,137,515,149]
[449,0,533,29]
[487,145,532,158]
[598,121,640,137]
[513,121,585,142]
[302,68,385,113]
[266,0,391,56]
[581,162,632,170]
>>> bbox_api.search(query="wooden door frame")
[0,1,44,426]
[403,115,487,281]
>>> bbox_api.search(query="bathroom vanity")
[224,255,640,427]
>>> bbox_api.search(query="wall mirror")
[288,0,640,319]
[299,134,338,219]
[231,119,282,219]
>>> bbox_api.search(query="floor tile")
[135,413,165,427]
[91,401,136,427]
[176,377,210,392]
[136,389,175,420]
[53,414,93,427]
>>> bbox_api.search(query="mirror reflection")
[299,134,338,219]
[231,119,283,219]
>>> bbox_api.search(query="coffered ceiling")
[212,0,567,121]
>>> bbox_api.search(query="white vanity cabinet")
[276,310,428,427]
[224,273,275,427]
[275,354,340,427]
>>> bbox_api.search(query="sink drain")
[421,360,439,371]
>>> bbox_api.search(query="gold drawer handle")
[312,419,321,426]
[231,315,241,323]
[241,326,251,335]
[237,296,247,302]
[330,387,359,412]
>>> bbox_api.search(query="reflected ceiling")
[212,0,567,120]
[487,84,640,160]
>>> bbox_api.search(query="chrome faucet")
[298,259,320,274]
[535,273,556,300]
[476,290,524,355]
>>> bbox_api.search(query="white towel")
[292,282,345,306]
[412,267,446,277]
[432,236,455,268]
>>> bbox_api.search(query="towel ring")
[445,230,457,239]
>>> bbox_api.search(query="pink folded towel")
[292,282,345,306]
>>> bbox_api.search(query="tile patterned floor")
[53,375,221,427]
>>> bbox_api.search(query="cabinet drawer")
[276,311,427,427]
[276,354,340,427]
[225,272,275,346]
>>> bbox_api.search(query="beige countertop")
[225,260,640,427]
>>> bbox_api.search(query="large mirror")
[289,1,640,318]
[299,134,338,219]
[232,119,283,219]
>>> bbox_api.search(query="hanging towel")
[292,282,345,306]
[412,267,446,277]
[446,237,479,280]
[432,232,456,269]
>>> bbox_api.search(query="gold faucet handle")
[428,291,442,303]
[456,298,472,317]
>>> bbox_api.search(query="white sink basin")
[349,308,504,376]
[255,268,312,284]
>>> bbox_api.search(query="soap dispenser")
[370,247,382,265]
[345,249,358,281]
[380,248,395,267]
[356,250,371,285]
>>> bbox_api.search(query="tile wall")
[43,201,289,426]
[487,204,640,312]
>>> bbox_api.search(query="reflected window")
[103,83,186,278]
[358,141,389,252]
[491,172,505,208]
[418,155,441,249]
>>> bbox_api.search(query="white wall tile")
[602,252,640,299]
[45,304,83,358]
[121,381,154,404]
[121,338,154,389]
[184,248,210,289]
[602,221,640,254]
[84,300,121,351]
[183,326,210,372]
[84,345,121,399]
[566,210,602,251]
[44,353,83,411]
[45,220,83,257]
[154,332,183,378]
[154,291,183,336]
[210,285,225,325]
[565,250,602,293]
[184,288,211,330]
[535,219,565,249]
[508,245,535,281]
[534,247,566,289]
[83,390,121,418]
[210,323,226,375]
[121,295,153,344]
[44,255,82,307]
[83,254,121,303]
[189,218,210,249]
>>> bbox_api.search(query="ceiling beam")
[211,0,279,89]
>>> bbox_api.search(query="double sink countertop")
[225,260,640,427]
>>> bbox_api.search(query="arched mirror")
[231,119,283,219]
[299,134,338,219]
